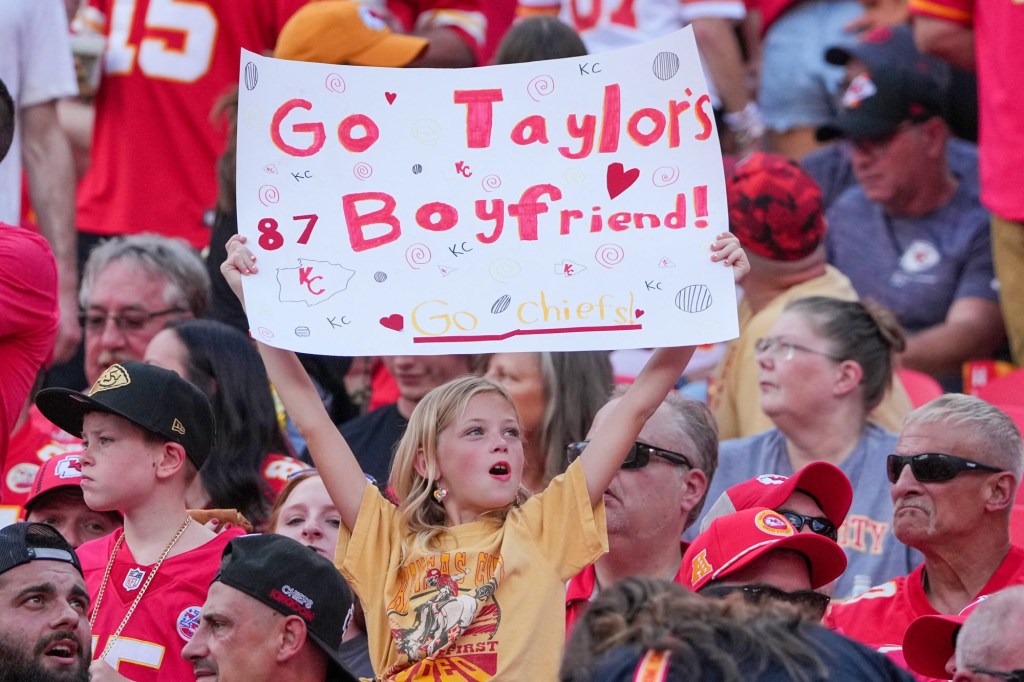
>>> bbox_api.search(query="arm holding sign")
[578,234,748,507]
[221,235,368,531]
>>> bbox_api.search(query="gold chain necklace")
[90,515,193,662]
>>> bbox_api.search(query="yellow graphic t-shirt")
[336,459,607,680]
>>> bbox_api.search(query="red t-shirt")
[909,0,1024,220]
[78,526,245,680]
[75,0,306,248]
[825,545,1024,671]
[0,227,57,465]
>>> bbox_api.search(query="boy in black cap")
[34,361,245,681]
[183,533,358,682]
[0,522,91,682]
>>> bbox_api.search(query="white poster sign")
[236,27,737,354]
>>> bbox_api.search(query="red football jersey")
[78,527,245,680]
[75,0,306,248]
[2,405,81,509]
[825,546,1024,668]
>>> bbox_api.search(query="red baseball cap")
[23,452,87,512]
[700,462,853,533]
[684,507,847,592]
[902,595,990,680]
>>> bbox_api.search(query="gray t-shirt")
[688,424,922,599]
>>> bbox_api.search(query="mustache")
[894,498,931,513]
[192,660,218,676]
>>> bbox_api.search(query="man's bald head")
[955,586,1024,678]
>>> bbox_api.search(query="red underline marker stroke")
[413,323,643,344]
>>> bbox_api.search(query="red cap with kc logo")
[684,507,847,592]
[24,452,89,514]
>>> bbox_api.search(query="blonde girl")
[222,233,748,680]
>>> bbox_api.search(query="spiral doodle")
[353,162,373,181]
[527,75,555,102]
[652,166,680,187]
[325,73,346,94]
[258,185,280,206]
[244,62,258,91]
[564,169,586,184]
[595,244,625,269]
[488,258,522,283]
[411,119,442,146]
[652,52,681,81]
[481,175,502,192]
[405,243,432,269]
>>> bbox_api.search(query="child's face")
[434,392,525,522]
[79,412,161,512]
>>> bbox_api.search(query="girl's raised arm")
[221,235,367,530]
[578,233,748,506]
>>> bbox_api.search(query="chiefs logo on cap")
[90,364,131,394]
[754,509,795,537]
[54,455,83,479]
[755,474,786,486]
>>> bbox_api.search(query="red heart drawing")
[606,162,640,200]
[635,309,645,318]
[385,92,397,105]
[379,314,404,331]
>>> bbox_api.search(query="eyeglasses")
[79,307,185,334]
[966,668,1024,682]
[754,337,843,363]
[886,452,1005,484]
[566,440,692,470]
[700,583,831,620]
[779,511,839,542]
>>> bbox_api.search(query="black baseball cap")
[0,522,82,577]
[214,534,358,682]
[35,361,215,469]
[824,24,937,72]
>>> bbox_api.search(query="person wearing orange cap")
[684,507,848,621]
[23,451,122,548]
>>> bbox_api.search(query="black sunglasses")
[966,668,1024,682]
[780,511,838,542]
[566,440,692,470]
[886,452,1004,484]
[700,583,831,620]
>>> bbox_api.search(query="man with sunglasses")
[564,391,717,633]
[825,394,1024,675]
[685,507,848,622]
[817,42,1002,392]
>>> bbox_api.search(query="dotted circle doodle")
[412,119,442,146]
[258,185,280,206]
[491,294,511,314]
[244,62,258,91]
[652,166,680,187]
[527,75,555,102]
[374,271,387,283]
[652,52,680,81]
[325,73,346,94]
[294,326,311,338]
[353,162,373,181]
[488,258,522,283]
[405,243,432,269]
[675,284,713,313]
[412,164,423,174]
[564,169,586,184]
[595,244,625,269]
[481,175,501,192]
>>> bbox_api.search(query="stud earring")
[433,484,448,503]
